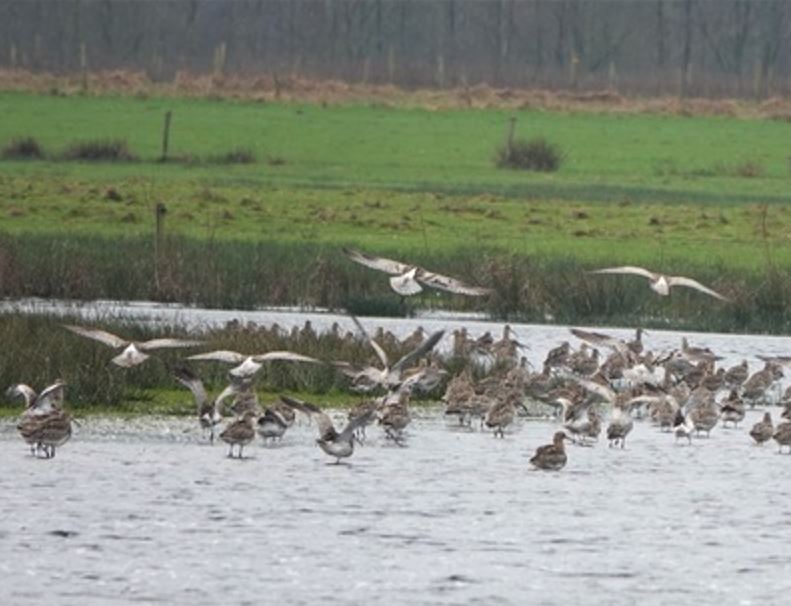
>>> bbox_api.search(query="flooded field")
[1,407,790,605]
[2,299,791,604]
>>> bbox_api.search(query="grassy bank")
[1,92,790,332]
[0,312,439,410]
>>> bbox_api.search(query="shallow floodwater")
[2,298,791,603]
[2,409,790,605]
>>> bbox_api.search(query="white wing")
[138,338,203,351]
[251,351,321,364]
[667,276,729,301]
[590,266,659,281]
[572,378,616,403]
[7,383,37,408]
[351,316,389,369]
[64,324,128,349]
[37,382,66,410]
[417,269,492,296]
[343,248,412,276]
[187,350,248,364]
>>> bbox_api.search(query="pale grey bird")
[591,266,728,301]
[187,349,320,378]
[279,395,376,464]
[65,325,202,368]
[343,247,492,296]
[334,316,444,392]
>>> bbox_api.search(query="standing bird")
[607,401,635,449]
[219,410,259,458]
[591,266,729,301]
[529,432,570,471]
[484,391,528,438]
[749,412,774,445]
[343,248,492,297]
[256,399,297,443]
[720,390,745,428]
[8,382,71,458]
[672,408,695,445]
[773,422,791,453]
[280,395,376,464]
[174,367,251,443]
[65,324,202,368]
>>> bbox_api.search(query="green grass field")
[1,91,790,331]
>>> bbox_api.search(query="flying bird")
[64,325,202,368]
[334,316,444,392]
[187,349,321,378]
[343,247,492,297]
[590,266,729,301]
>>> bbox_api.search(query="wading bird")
[8,382,71,458]
[174,367,253,443]
[529,432,569,471]
[280,395,376,464]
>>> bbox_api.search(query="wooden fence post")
[154,203,167,293]
[160,110,172,162]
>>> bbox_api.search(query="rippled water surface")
[3,299,791,604]
[2,408,790,606]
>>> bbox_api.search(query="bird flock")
[6,250,787,469]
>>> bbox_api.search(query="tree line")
[1,0,790,98]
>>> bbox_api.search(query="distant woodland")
[2,0,791,98]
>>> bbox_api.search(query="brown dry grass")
[4,68,791,119]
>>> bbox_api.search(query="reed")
[1,233,789,333]
[0,311,438,408]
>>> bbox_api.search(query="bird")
[256,399,297,443]
[672,408,695,445]
[8,382,71,458]
[379,390,412,445]
[720,390,745,428]
[187,349,321,378]
[590,266,729,301]
[529,432,569,471]
[7,382,68,456]
[570,328,629,356]
[343,247,492,296]
[280,395,376,464]
[334,316,444,392]
[19,409,73,459]
[219,410,259,458]
[773,422,791,454]
[64,324,202,367]
[688,398,720,438]
[607,402,635,449]
[564,407,601,445]
[174,367,251,443]
[749,412,774,445]
[483,391,527,438]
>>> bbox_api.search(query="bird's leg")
[228,444,233,458]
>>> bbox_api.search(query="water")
[3,297,791,371]
[2,298,791,603]
[1,408,790,605]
